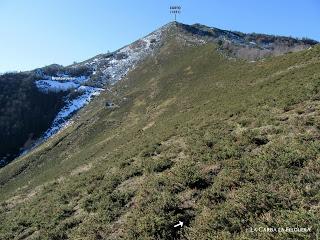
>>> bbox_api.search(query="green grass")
[0,39,320,239]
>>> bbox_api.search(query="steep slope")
[1,23,320,239]
[0,22,316,167]
[0,23,169,167]
[0,72,67,166]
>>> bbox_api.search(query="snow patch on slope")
[32,25,168,146]
[36,76,88,93]
[36,80,79,92]
[77,25,167,86]
[42,86,103,139]
[34,73,103,141]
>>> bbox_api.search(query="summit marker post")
[170,5,181,22]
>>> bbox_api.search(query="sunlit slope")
[1,39,320,239]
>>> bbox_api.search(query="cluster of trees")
[0,62,95,166]
[181,23,318,48]
[0,72,66,166]
[244,33,318,46]
[36,64,92,78]
[65,65,92,77]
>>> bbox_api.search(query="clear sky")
[0,0,319,72]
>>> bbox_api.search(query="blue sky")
[0,0,319,72]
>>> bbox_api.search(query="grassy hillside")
[0,38,320,239]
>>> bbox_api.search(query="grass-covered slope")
[1,39,320,239]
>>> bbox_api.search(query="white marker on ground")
[174,221,184,228]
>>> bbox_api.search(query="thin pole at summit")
[170,6,181,22]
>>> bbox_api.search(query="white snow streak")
[42,86,103,139]
[34,25,167,142]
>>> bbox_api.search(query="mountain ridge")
[0,21,318,166]
[0,21,320,239]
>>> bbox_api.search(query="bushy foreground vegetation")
[0,40,320,239]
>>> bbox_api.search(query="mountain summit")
[0,22,319,239]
